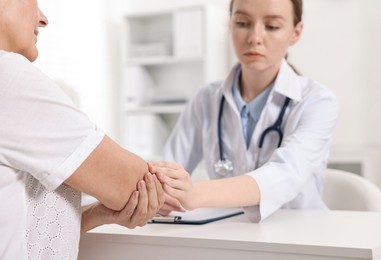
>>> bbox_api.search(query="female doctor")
[150,0,339,222]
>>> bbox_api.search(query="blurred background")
[35,0,381,187]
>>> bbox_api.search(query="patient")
[0,0,164,259]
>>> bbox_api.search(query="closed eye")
[265,24,280,31]
[235,21,250,28]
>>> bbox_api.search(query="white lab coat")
[163,60,339,222]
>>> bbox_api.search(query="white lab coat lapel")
[248,60,302,168]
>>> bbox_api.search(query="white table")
[78,210,381,260]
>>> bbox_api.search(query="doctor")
[150,0,339,222]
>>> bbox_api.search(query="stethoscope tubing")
[217,96,226,161]
[258,97,290,148]
[218,95,291,162]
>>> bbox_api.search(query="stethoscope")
[214,95,291,177]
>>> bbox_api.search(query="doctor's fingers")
[150,161,184,170]
[163,193,184,211]
[158,206,172,216]
[152,168,180,186]
[153,165,189,180]
[159,201,184,216]
[155,171,190,191]
[158,194,183,216]
[162,183,187,203]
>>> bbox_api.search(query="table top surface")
[83,210,381,258]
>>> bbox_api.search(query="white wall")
[35,0,229,141]
[287,0,381,184]
[289,0,381,148]
[35,0,118,138]
[121,0,230,13]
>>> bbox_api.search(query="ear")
[289,21,303,46]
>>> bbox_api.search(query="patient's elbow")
[100,188,134,211]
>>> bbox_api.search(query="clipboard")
[149,208,244,225]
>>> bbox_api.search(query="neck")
[239,63,281,103]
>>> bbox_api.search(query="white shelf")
[125,104,185,114]
[125,55,204,66]
[120,4,228,158]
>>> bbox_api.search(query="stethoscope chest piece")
[214,159,234,177]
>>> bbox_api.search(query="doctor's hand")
[81,173,165,232]
[149,161,198,211]
[158,192,185,216]
[148,163,184,215]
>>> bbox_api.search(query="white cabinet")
[120,4,230,160]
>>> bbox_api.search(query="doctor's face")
[0,0,48,62]
[230,0,303,72]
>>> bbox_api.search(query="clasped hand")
[82,172,165,232]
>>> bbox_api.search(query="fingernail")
[140,180,145,189]
[147,173,153,181]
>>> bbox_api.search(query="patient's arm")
[66,135,150,211]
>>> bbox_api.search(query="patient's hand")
[116,172,165,227]
[81,173,165,232]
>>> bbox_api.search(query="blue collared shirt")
[232,66,273,149]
